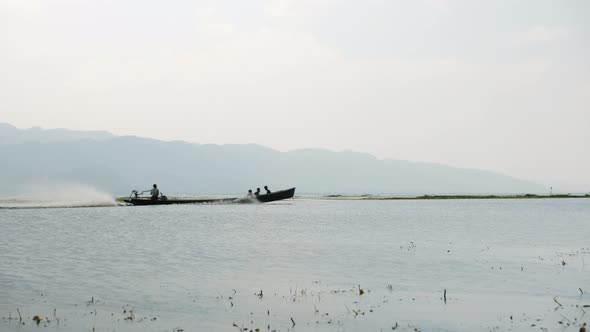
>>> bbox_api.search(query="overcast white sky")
[1,0,589,191]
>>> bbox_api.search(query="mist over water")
[0,183,116,208]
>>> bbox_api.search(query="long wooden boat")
[124,187,295,206]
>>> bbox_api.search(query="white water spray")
[0,182,117,208]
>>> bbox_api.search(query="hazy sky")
[1,0,589,191]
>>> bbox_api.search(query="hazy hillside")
[0,123,113,145]
[0,124,544,195]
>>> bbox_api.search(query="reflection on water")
[0,199,588,331]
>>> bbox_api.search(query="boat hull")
[255,187,296,203]
[124,197,237,205]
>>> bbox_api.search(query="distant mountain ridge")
[0,123,113,145]
[0,123,544,195]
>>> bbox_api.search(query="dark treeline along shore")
[323,193,590,200]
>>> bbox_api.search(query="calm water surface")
[1,199,589,331]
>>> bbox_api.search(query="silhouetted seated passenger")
[247,189,254,197]
[150,184,160,200]
[264,186,271,194]
[255,188,261,196]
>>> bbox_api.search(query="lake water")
[1,198,589,331]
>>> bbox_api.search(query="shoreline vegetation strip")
[322,194,590,200]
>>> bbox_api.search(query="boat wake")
[0,183,117,209]
[232,196,260,204]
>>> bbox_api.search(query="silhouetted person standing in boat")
[264,186,271,194]
[255,188,261,196]
[150,184,160,200]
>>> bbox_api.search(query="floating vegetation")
[2,267,588,332]
[1,287,588,332]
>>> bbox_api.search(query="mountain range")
[0,123,544,196]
